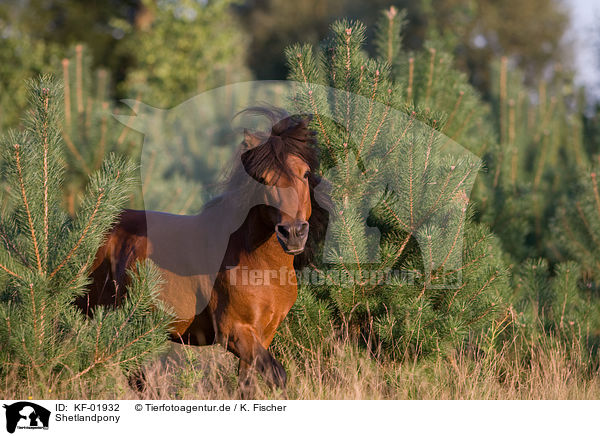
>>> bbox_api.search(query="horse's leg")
[238,360,256,399]
[228,324,287,392]
[259,325,290,399]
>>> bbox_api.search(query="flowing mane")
[207,106,331,268]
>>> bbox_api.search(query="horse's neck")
[224,207,293,270]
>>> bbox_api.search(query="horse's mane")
[205,106,330,268]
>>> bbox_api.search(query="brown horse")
[77,108,329,395]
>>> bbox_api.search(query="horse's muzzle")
[275,220,309,254]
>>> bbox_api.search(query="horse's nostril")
[296,220,309,237]
[276,224,290,239]
[276,221,308,241]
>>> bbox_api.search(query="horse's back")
[77,209,149,313]
[79,209,217,344]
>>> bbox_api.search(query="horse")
[76,107,329,396]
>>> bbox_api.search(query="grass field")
[5,324,599,400]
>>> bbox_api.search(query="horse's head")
[237,108,318,255]
[261,152,312,255]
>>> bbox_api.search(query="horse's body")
[78,109,327,394]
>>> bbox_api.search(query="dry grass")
[5,327,598,400]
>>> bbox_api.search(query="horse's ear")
[243,129,263,149]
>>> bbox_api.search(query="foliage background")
[0,0,599,398]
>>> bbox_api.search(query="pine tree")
[0,76,172,396]
[377,6,496,161]
[478,59,587,263]
[373,7,600,349]
[282,18,509,357]
[550,166,600,340]
[375,7,589,266]
[0,27,62,132]
[512,260,595,338]
[375,7,600,346]
[58,44,201,215]
[58,44,144,215]
[557,167,600,281]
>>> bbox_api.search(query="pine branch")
[75,45,84,114]
[62,131,90,173]
[49,188,104,279]
[574,201,600,247]
[41,87,50,271]
[62,59,72,129]
[407,57,414,101]
[356,70,380,159]
[69,322,164,382]
[0,260,22,280]
[443,91,464,135]
[14,143,43,273]
[0,215,28,266]
[425,48,436,106]
[383,112,415,159]
[287,47,332,152]
[590,172,600,218]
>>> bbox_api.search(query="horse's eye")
[303,171,310,180]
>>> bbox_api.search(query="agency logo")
[116,81,480,296]
[2,402,50,434]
